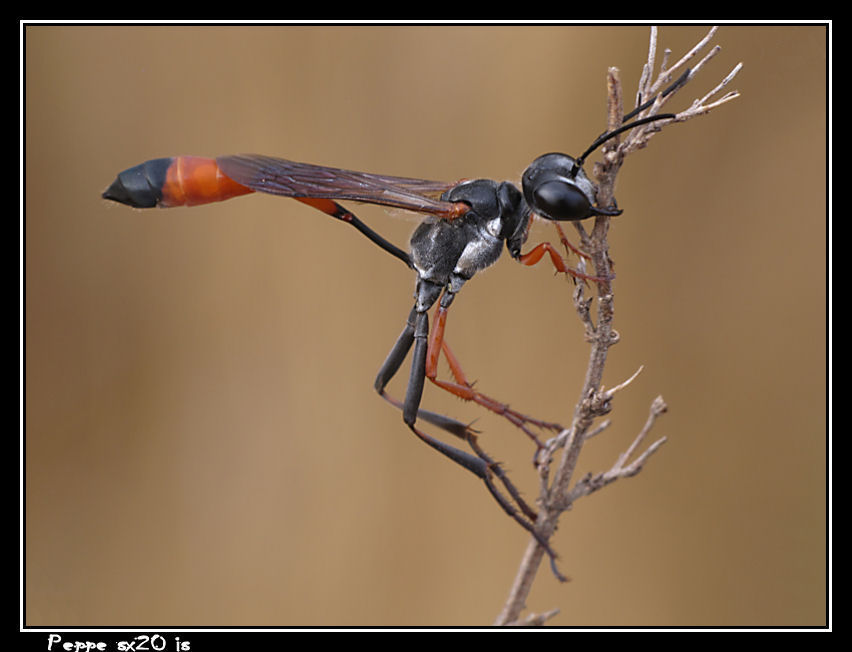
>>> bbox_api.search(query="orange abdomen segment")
[160,156,253,207]
[102,156,254,208]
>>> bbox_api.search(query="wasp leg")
[407,416,566,581]
[373,304,566,580]
[373,306,464,432]
[518,241,612,284]
[373,307,526,494]
[551,221,593,262]
[295,197,412,268]
[424,305,565,455]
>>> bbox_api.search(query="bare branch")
[505,608,561,627]
[618,395,669,467]
[494,26,741,627]
[565,396,669,505]
[655,26,718,91]
[577,418,612,442]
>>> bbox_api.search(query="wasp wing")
[217,154,464,219]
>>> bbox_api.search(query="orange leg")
[424,305,565,452]
[552,221,591,261]
[551,221,617,277]
[518,241,611,284]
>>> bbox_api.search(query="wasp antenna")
[570,67,691,176]
[573,113,676,172]
[623,67,691,123]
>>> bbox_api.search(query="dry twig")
[493,26,741,627]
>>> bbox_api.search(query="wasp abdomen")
[102,156,253,208]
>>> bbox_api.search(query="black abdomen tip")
[102,158,172,208]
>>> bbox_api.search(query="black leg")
[374,307,490,475]
[403,311,429,426]
[295,197,412,267]
[375,308,474,440]
[373,303,567,582]
[374,307,417,394]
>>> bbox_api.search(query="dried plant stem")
[494,27,740,627]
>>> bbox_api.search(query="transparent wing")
[217,154,464,218]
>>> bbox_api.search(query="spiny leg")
[374,302,538,521]
[552,221,590,262]
[376,334,547,556]
[551,221,618,278]
[424,304,565,456]
[374,307,479,441]
[465,432,568,583]
[374,303,565,579]
[518,240,611,284]
[407,418,566,582]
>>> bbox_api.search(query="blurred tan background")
[24,24,827,627]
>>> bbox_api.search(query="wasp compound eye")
[528,178,592,222]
